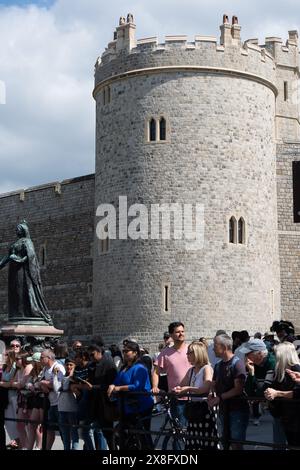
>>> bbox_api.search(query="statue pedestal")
[0,324,64,337]
[0,323,64,350]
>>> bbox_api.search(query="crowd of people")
[0,319,300,451]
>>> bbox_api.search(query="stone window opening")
[159,117,166,141]
[100,224,110,253]
[147,116,168,142]
[102,86,111,106]
[238,217,245,244]
[87,283,93,295]
[162,282,171,313]
[284,81,288,101]
[229,216,237,244]
[149,118,156,141]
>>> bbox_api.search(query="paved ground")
[6,408,275,450]
[53,408,274,450]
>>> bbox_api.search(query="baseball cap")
[27,352,41,362]
[65,357,76,365]
[238,339,267,355]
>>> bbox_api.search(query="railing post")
[222,399,230,450]
[41,394,48,451]
[118,391,126,450]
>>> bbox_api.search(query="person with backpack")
[208,334,249,450]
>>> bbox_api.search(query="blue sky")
[0,0,54,7]
[0,0,300,193]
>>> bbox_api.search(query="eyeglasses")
[11,344,20,348]
[186,351,193,355]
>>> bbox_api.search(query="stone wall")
[0,174,95,342]
[277,143,300,331]
[93,62,281,347]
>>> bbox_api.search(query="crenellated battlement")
[264,31,299,68]
[94,14,299,98]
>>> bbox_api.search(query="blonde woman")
[173,341,218,450]
[264,342,300,447]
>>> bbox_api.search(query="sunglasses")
[11,344,20,348]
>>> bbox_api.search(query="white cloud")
[0,0,300,193]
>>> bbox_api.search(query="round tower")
[92,14,281,347]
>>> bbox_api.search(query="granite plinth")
[0,324,64,337]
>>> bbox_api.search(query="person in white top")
[37,349,65,450]
[207,329,226,367]
[53,357,79,450]
[173,341,218,450]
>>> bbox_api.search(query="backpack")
[214,354,241,378]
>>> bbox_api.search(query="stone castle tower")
[1,14,300,345]
[92,14,300,346]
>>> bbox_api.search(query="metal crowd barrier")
[1,388,300,450]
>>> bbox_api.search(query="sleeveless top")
[189,365,209,402]
[2,363,16,382]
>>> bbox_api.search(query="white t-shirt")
[42,361,65,407]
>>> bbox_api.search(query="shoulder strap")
[231,355,240,367]
[188,367,195,386]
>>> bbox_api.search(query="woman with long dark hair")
[107,340,154,449]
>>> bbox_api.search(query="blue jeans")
[169,399,187,450]
[220,410,249,443]
[91,422,108,450]
[80,420,95,450]
[58,411,79,450]
[170,399,187,428]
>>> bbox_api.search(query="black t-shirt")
[88,356,117,422]
[213,355,249,412]
[270,364,300,433]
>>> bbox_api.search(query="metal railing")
[1,387,300,450]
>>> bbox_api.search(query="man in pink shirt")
[152,322,190,428]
